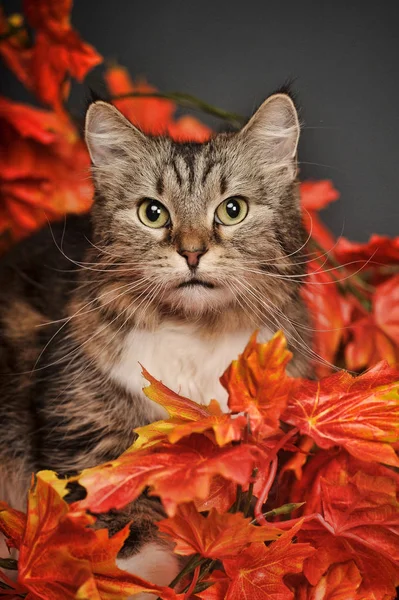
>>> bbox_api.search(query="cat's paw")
[117,541,180,600]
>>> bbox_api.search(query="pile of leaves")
[1,1,399,599]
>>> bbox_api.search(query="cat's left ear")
[240,93,300,179]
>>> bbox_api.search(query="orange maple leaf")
[0,97,93,240]
[0,502,26,550]
[292,452,399,599]
[220,331,294,435]
[301,259,350,377]
[15,472,179,600]
[157,502,280,560]
[345,274,399,370]
[21,0,102,112]
[73,435,260,516]
[296,561,362,600]
[283,362,399,466]
[135,367,247,448]
[300,181,339,251]
[105,64,212,141]
[223,521,314,600]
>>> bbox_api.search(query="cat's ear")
[240,93,300,177]
[85,101,146,166]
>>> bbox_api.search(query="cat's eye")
[215,197,248,226]
[138,199,170,228]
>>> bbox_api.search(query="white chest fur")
[110,323,270,417]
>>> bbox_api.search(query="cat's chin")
[164,284,234,315]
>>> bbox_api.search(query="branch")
[111,91,246,128]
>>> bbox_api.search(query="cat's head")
[84,93,306,321]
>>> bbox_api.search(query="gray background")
[3,0,399,241]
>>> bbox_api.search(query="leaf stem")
[111,91,246,128]
[243,469,257,517]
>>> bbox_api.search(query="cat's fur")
[0,93,312,591]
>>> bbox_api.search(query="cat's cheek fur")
[116,542,181,599]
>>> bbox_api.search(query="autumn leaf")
[346,274,399,370]
[0,502,26,550]
[105,64,211,141]
[300,181,340,212]
[135,368,247,448]
[22,0,102,112]
[16,471,179,600]
[283,362,399,466]
[292,452,399,599]
[220,331,294,435]
[223,521,314,600]
[334,234,399,272]
[0,97,93,240]
[73,435,260,516]
[297,561,362,600]
[301,259,349,377]
[300,181,339,250]
[157,502,280,560]
[0,10,32,90]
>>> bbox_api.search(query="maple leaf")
[223,521,314,600]
[283,362,399,466]
[301,259,349,377]
[346,274,399,370]
[16,471,179,600]
[157,502,280,560]
[291,451,399,599]
[297,561,362,600]
[195,570,230,600]
[0,97,93,241]
[220,331,294,435]
[0,502,26,550]
[300,181,340,212]
[21,0,102,112]
[135,368,247,448]
[300,181,339,250]
[0,10,32,89]
[105,64,211,141]
[334,234,399,272]
[73,435,260,516]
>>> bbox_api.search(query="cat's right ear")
[85,101,146,166]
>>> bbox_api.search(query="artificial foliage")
[1,2,399,599]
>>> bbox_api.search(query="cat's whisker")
[230,276,339,372]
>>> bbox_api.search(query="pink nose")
[179,248,207,268]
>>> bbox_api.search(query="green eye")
[215,197,248,226]
[138,199,170,228]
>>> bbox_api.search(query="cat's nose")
[178,248,208,268]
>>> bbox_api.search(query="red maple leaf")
[301,259,351,376]
[21,0,102,112]
[105,64,211,141]
[300,181,339,251]
[346,274,399,370]
[283,362,399,466]
[73,435,259,516]
[0,502,26,550]
[291,452,399,599]
[0,97,93,240]
[157,502,280,560]
[334,235,399,272]
[15,472,179,600]
[223,521,314,600]
[296,560,362,600]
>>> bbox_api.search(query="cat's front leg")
[94,494,181,599]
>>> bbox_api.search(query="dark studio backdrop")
[2,0,399,241]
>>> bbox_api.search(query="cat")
[0,91,312,592]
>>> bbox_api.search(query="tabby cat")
[0,92,312,592]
